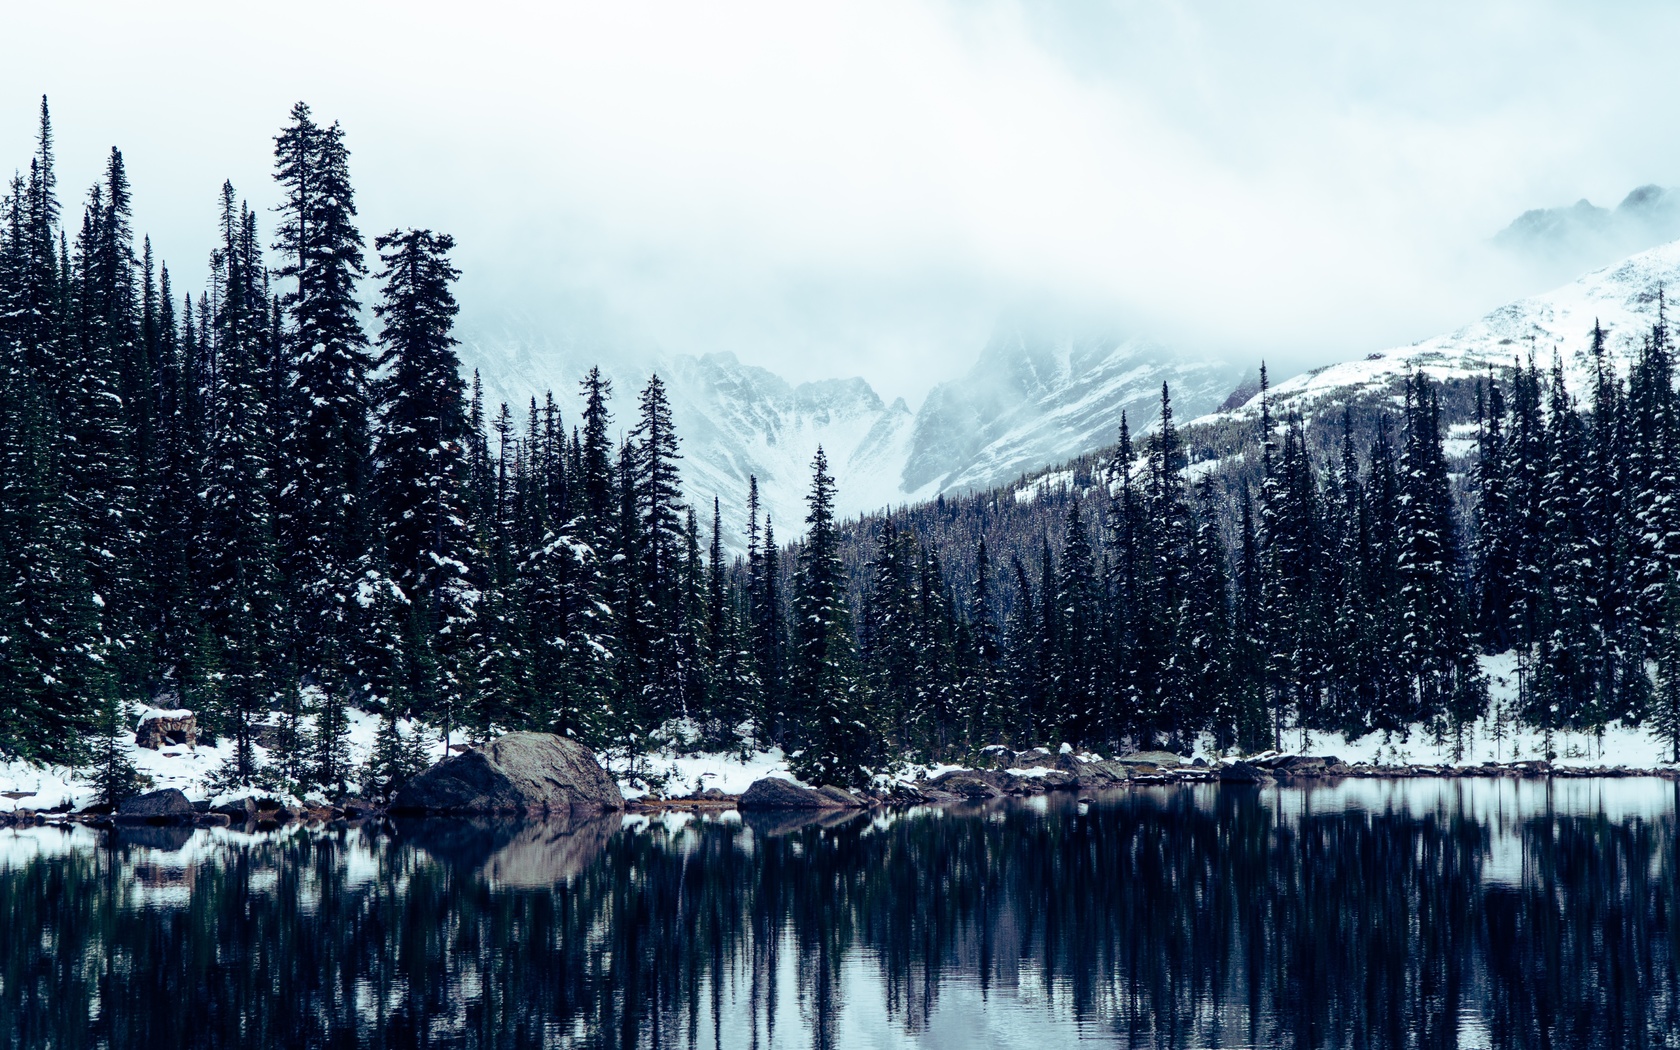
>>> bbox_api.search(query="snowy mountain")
[1201,237,1680,427]
[1493,184,1680,283]
[903,328,1246,495]
[458,327,1240,548]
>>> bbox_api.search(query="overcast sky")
[5,1,1680,404]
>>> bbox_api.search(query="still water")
[3,779,1679,1049]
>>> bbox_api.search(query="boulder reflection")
[0,780,1676,1048]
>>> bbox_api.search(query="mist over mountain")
[456,321,1243,549]
[1492,184,1680,287]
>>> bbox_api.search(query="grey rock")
[116,788,195,824]
[212,797,258,819]
[1012,747,1059,770]
[933,774,1000,799]
[391,732,624,815]
[1273,755,1339,776]
[1071,760,1134,786]
[134,711,197,750]
[1119,750,1188,767]
[1218,761,1271,784]
[817,785,867,808]
[738,777,846,810]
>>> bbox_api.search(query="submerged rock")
[739,777,848,809]
[116,788,195,824]
[391,732,623,815]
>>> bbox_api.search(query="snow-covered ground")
[1242,651,1679,770]
[5,648,1674,815]
[0,705,443,813]
[608,747,797,799]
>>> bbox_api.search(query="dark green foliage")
[6,97,1680,785]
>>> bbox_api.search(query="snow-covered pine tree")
[1582,325,1648,722]
[199,184,281,783]
[964,534,1003,745]
[578,367,615,536]
[1002,554,1047,744]
[369,228,477,728]
[1529,358,1597,734]
[861,519,919,753]
[1396,376,1485,748]
[1102,414,1143,742]
[65,152,143,690]
[1653,581,1680,764]
[1055,500,1102,746]
[630,374,687,723]
[1185,474,1234,745]
[85,664,138,809]
[271,102,374,670]
[790,447,876,787]
[1229,484,1270,752]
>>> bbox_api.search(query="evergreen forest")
[6,99,1680,793]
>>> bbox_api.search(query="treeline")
[8,99,1680,797]
[0,99,885,792]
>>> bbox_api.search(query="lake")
[3,779,1678,1048]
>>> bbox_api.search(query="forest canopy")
[4,99,1680,795]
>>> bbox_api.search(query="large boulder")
[738,777,848,810]
[390,732,623,815]
[134,709,197,750]
[1070,759,1134,786]
[1219,761,1272,784]
[116,788,196,824]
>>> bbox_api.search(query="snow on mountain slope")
[1202,238,1680,425]
[458,324,1238,546]
[904,329,1246,494]
[455,339,918,549]
[661,353,917,545]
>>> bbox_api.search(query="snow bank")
[610,747,797,799]
[1205,652,1680,771]
[1,706,446,812]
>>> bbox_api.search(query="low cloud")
[6,1,1680,402]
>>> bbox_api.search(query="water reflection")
[2,779,1677,1048]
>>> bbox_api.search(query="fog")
[5,1,1679,404]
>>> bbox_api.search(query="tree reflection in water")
[2,779,1677,1048]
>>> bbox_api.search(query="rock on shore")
[391,732,623,815]
[738,778,863,809]
[115,788,195,823]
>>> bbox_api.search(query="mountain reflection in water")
[2,779,1678,1049]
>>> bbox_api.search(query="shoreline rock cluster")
[4,738,1677,831]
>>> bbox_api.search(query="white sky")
[4,1,1679,404]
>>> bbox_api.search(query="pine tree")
[965,535,1003,745]
[1396,376,1485,748]
[369,228,476,725]
[630,375,687,721]
[199,185,282,783]
[1653,581,1680,764]
[272,102,374,668]
[85,666,138,809]
[789,448,875,787]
